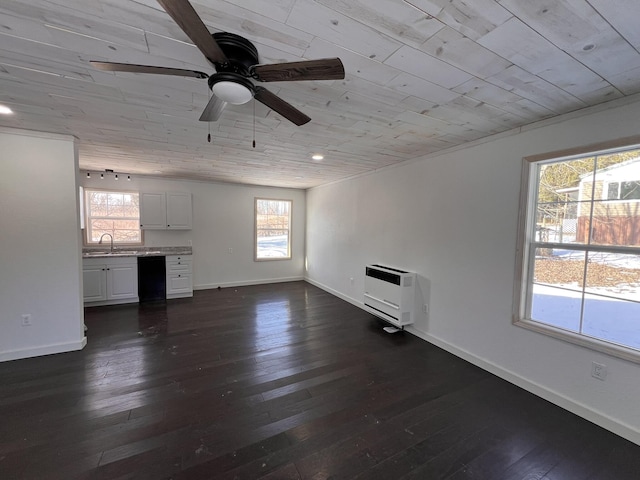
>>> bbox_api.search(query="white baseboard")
[0,336,87,362]
[195,276,304,291]
[304,276,361,307]
[305,277,640,446]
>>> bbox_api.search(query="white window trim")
[254,197,292,262]
[513,136,640,364]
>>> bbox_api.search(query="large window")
[255,198,291,260]
[85,189,141,245]
[516,143,640,360]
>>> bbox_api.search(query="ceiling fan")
[90,0,344,126]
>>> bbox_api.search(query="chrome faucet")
[98,233,114,253]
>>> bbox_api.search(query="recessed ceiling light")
[0,104,14,115]
[312,154,324,161]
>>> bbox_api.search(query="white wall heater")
[364,264,415,328]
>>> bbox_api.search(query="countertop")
[82,246,192,258]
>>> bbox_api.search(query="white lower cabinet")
[83,257,138,305]
[166,255,193,298]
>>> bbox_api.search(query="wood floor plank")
[0,282,638,479]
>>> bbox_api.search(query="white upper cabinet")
[140,192,192,230]
[166,192,192,230]
[140,192,166,229]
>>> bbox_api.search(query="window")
[605,180,640,200]
[85,189,141,245]
[255,198,291,260]
[516,143,640,360]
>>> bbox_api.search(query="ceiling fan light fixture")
[212,81,253,104]
[209,72,255,105]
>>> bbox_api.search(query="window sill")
[513,317,640,364]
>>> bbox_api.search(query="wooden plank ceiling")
[1,0,639,188]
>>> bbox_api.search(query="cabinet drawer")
[166,260,192,273]
[166,255,191,262]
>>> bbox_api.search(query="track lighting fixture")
[85,170,133,181]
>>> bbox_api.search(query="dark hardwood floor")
[1,281,639,479]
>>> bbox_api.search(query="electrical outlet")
[422,304,429,314]
[21,314,32,326]
[591,361,607,380]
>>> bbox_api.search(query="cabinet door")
[83,266,107,302]
[107,264,138,300]
[166,193,192,229]
[167,274,192,295]
[140,192,166,229]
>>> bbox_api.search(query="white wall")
[0,128,86,362]
[81,175,305,288]
[305,96,640,445]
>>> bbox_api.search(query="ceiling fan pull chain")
[252,97,256,148]
[207,87,212,143]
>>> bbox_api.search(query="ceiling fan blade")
[251,58,345,82]
[90,61,208,79]
[199,94,227,122]
[254,87,311,126]
[156,0,228,64]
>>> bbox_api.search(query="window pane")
[537,158,596,245]
[582,294,640,351]
[621,181,640,200]
[532,247,585,292]
[256,229,289,258]
[584,252,640,302]
[530,284,582,333]
[535,201,585,243]
[530,248,585,332]
[591,154,640,246]
[88,192,108,216]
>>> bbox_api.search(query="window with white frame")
[516,143,640,360]
[255,198,291,260]
[85,189,141,245]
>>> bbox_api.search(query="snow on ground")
[532,284,640,350]
[256,235,288,258]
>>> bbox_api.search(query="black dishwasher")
[138,256,166,302]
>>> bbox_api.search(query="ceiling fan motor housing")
[212,32,259,76]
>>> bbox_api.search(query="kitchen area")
[81,189,193,307]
